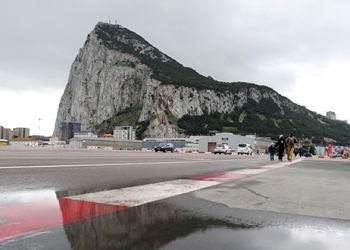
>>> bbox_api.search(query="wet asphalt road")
[1,147,350,249]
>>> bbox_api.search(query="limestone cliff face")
[53,22,310,138]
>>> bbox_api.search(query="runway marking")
[68,179,221,207]
[0,159,239,169]
[67,159,303,207]
[0,158,303,242]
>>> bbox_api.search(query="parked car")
[237,143,253,155]
[330,152,342,157]
[214,144,234,155]
[154,143,174,153]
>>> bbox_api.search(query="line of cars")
[214,143,253,155]
[152,142,254,155]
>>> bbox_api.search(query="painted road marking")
[0,159,237,169]
[0,158,303,242]
[67,159,302,207]
[68,179,221,207]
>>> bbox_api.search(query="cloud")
[1,0,350,135]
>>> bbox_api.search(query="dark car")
[154,143,174,153]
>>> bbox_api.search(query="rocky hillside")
[53,22,350,145]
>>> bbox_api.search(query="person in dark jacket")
[276,134,286,161]
[298,147,303,157]
[268,143,275,161]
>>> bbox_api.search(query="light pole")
[38,118,42,136]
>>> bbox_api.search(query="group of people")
[268,133,298,162]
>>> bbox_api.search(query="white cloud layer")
[1,0,350,136]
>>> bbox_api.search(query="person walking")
[298,146,303,157]
[276,134,286,161]
[286,133,297,162]
[268,143,275,161]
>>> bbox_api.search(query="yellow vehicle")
[0,139,8,146]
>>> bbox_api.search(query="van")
[237,143,253,155]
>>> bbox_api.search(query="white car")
[237,143,253,155]
[214,144,234,155]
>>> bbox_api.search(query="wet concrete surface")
[1,148,350,249]
[1,187,350,249]
[160,226,350,250]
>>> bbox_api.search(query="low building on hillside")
[114,126,135,140]
[100,134,114,138]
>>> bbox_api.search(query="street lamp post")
[38,118,42,135]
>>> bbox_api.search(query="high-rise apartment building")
[0,126,4,139]
[3,128,13,140]
[59,122,81,141]
[13,127,30,138]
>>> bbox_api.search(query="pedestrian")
[298,146,303,157]
[286,133,297,162]
[268,143,275,161]
[294,147,299,157]
[276,134,286,161]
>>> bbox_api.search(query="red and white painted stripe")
[0,158,302,242]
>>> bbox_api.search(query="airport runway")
[1,147,350,249]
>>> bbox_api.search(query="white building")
[142,137,195,150]
[74,131,98,138]
[326,111,336,120]
[49,137,67,148]
[198,133,274,153]
[113,126,135,140]
[10,138,38,147]
[68,137,142,150]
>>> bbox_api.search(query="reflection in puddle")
[161,227,350,250]
[0,190,57,206]
[59,199,350,250]
[1,190,350,249]
[0,190,61,242]
[61,202,244,250]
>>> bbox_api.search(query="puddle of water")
[160,227,350,250]
[0,190,127,243]
[0,190,58,206]
[0,190,62,242]
[1,190,350,250]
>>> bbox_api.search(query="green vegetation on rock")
[90,22,350,145]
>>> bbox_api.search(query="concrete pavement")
[193,156,350,221]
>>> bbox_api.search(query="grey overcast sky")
[1,0,350,136]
